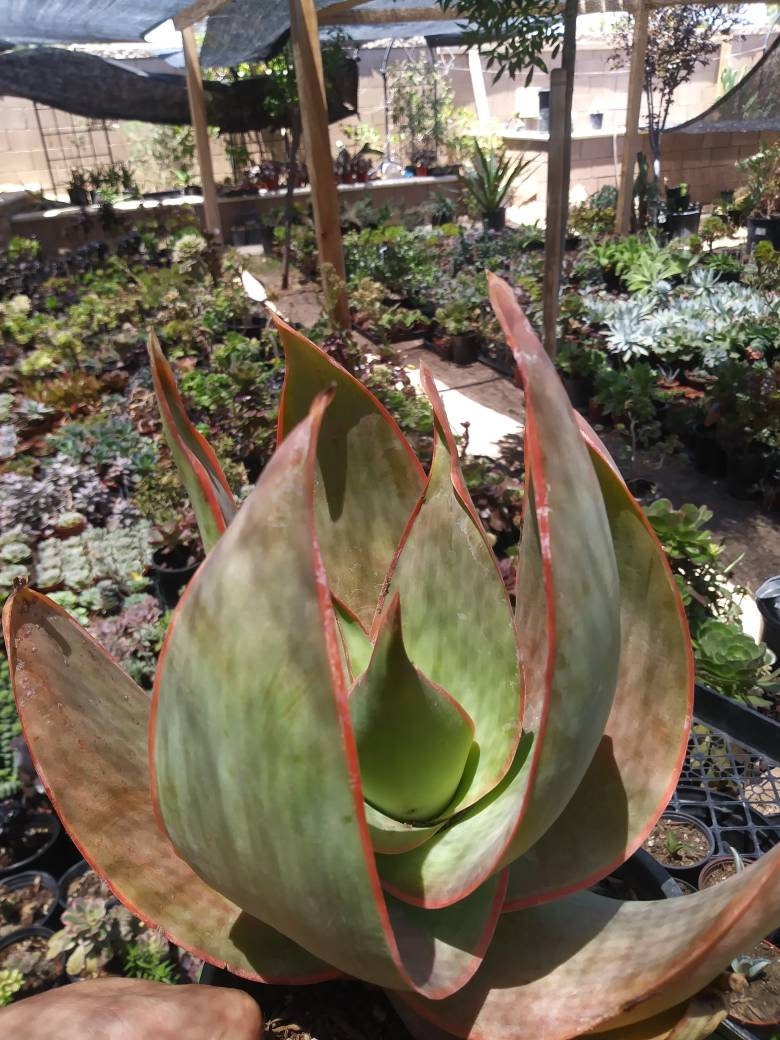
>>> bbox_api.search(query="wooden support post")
[181,26,222,241]
[289,0,350,328]
[541,0,577,359]
[615,1,649,235]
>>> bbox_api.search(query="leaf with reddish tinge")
[396,846,780,1040]
[147,331,236,550]
[275,316,424,626]
[152,391,507,996]
[2,586,336,984]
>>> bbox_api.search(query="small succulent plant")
[47,897,141,978]
[0,968,24,1007]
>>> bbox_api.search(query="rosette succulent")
[4,274,780,1040]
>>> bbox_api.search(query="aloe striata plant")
[3,274,780,1040]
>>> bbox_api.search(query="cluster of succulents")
[47,897,144,978]
[88,595,167,688]
[33,521,151,593]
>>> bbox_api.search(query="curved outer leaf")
[151,392,507,996]
[396,844,780,1040]
[390,994,726,1040]
[275,315,425,626]
[377,298,620,908]
[2,587,336,984]
[504,446,693,908]
[147,331,236,551]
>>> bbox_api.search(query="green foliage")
[736,142,780,218]
[0,658,21,800]
[150,125,196,189]
[693,619,777,707]
[123,932,178,984]
[386,57,475,165]
[48,897,142,978]
[568,186,618,239]
[460,142,532,218]
[438,0,562,82]
[594,362,663,454]
[435,298,482,336]
[0,968,23,1006]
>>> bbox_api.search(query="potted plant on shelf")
[736,141,780,250]
[460,141,532,232]
[253,159,281,192]
[642,810,716,877]
[725,942,780,1027]
[66,169,90,208]
[434,298,483,365]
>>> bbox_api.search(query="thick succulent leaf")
[389,994,726,1040]
[396,845,780,1040]
[275,316,425,626]
[378,367,522,819]
[505,447,693,907]
[376,304,620,908]
[365,803,445,856]
[2,587,336,983]
[152,393,506,996]
[334,597,373,679]
[487,272,621,867]
[351,592,475,823]
[147,331,236,550]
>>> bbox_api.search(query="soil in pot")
[642,813,714,870]
[0,803,60,876]
[0,927,63,999]
[699,855,756,890]
[0,873,58,937]
[727,940,780,1026]
[59,861,111,908]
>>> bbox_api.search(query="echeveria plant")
[4,274,780,1040]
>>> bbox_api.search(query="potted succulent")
[699,851,756,891]
[0,872,59,937]
[460,141,532,232]
[736,141,780,250]
[642,810,716,877]
[434,299,482,365]
[0,926,63,1001]
[725,942,780,1027]
[0,800,61,879]
[149,517,203,608]
[66,169,90,208]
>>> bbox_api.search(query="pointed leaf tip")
[351,592,475,824]
[146,330,236,551]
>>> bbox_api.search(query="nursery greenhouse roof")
[672,33,780,134]
[0,46,358,129]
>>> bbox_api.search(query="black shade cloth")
[0,1,183,46]
[0,47,357,130]
[671,34,780,135]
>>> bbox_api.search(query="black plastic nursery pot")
[725,445,770,500]
[747,216,780,252]
[561,374,592,411]
[665,208,701,240]
[484,208,506,232]
[756,577,780,659]
[0,925,63,999]
[0,871,59,933]
[0,808,61,878]
[151,551,200,609]
[644,810,716,880]
[451,332,482,366]
[693,425,728,478]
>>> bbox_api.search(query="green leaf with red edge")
[377,367,522,822]
[2,587,336,984]
[504,443,693,908]
[274,315,425,627]
[334,597,372,680]
[364,803,445,856]
[152,391,506,996]
[389,993,726,1040]
[147,331,236,551]
[375,314,619,908]
[396,845,780,1040]
[351,592,475,823]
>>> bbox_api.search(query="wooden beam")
[319,6,449,25]
[317,0,373,22]
[289,0,350,329]
[181,25,222,240]
[542,0,577,359]
[615,0,649,234]
[173,0,232,30]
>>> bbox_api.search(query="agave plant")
[460,141,532,221]
[4,274,780,1040]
